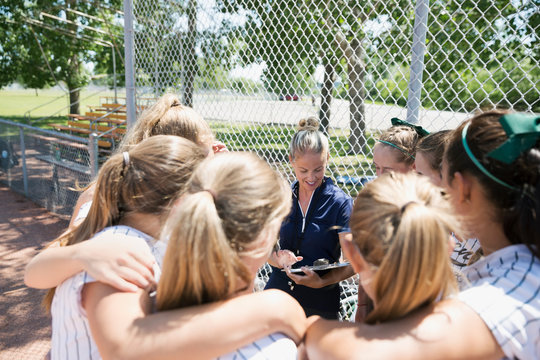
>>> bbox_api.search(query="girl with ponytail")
[47,135,206,358]
[342,172,459,324]
[157,152,306,358]
[306,110,540,360]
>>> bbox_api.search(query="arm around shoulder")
[84,283,307,360]
[305,299,504,360]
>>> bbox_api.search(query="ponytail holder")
[122,152,130,167]
[391,118,430,137]
[400,201,418,214]
[201,188,217,202]
[487,113,540,164]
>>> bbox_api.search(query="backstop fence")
[125,0,538,319]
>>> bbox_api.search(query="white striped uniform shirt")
[50,225,166,360]
[451,237,481,289]
[451,237,481,270]
[216,332,297,360]
[458,244,540,359]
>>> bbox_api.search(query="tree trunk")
[66,0,80,115]
[347,38,366,154]
[319,62,334,135]
[183,0,197,107]
[69,86,80,114]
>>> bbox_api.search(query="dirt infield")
[0,185,68,360]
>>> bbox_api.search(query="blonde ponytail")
[157,152,291,310]
[158,191,247,309]
[350,172,460,324]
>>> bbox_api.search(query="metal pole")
[19,128,29,197]
[124,0,136,129]
[406,0,430,125]
[89,133,99,179]
[112,46,117,103]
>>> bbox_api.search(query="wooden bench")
[88,103,127,113]
[50,122,121,149]
[67,113,126,126]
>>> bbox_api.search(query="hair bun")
[297,116,319,131]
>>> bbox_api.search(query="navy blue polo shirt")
[265,177,353,318]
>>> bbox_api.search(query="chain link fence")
[0,119,96,219]
[128,0,538,321]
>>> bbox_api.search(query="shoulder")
[93,225,153,242]
[458,245,540,359]
[320,177,352,205]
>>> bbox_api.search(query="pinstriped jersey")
[216,332,297,360]
[50,225,165,360]
[458,244,540,359]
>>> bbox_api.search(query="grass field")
[0,88,125,123]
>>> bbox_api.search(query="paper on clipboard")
[282,262,350,273]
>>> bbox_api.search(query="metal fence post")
[406,0,430,125]
[124,0,136,129]
[18,127,28,197]
[89,133,99,179]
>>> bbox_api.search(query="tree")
[422,0,539,112]
[217,0,412,153]
[0,0,123,114]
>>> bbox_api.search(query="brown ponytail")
[43,135,206,310]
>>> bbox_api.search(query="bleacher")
[51,96,129,152]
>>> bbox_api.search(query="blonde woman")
[156,152,306,359]
[265,117,354,320]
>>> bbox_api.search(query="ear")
[453,171,472,204]
[289,154,294,165]
[340,233,367,275]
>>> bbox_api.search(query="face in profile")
[290,150,328,192]
[241,220,282,276]
[372,143,413,176]
[415,152,442,187]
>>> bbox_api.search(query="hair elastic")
[201,188,217,202]
[122,151,130,167]
[378,140,415,160]
[461,122,518,191]
[400,201,418,214]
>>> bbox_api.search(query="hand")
[285,266,325,289]
[212,141,229,154]
[74,236,156,292]
[276,250,303,268]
